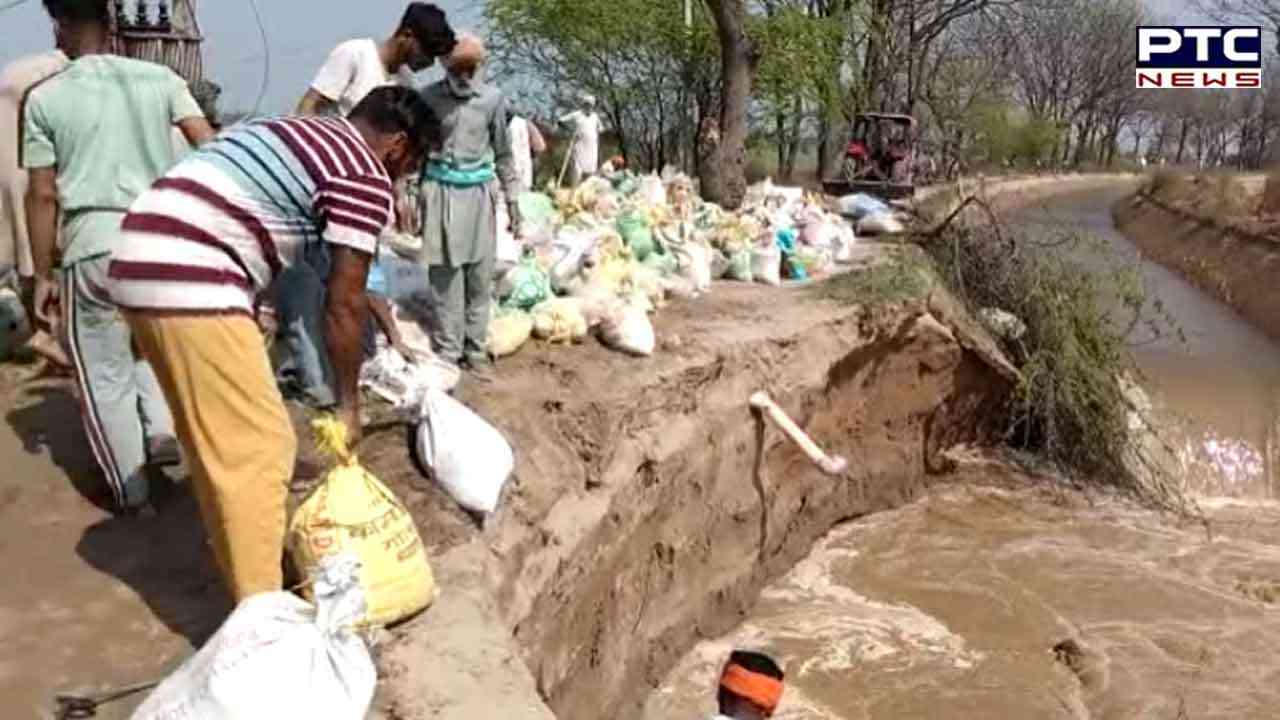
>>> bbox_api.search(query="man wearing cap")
[714,650,786,719]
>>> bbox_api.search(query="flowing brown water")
[645,186,1280,719]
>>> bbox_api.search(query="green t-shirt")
[21,54,202,264]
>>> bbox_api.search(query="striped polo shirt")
[109,116,393,314]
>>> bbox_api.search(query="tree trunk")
[700,0,754,209]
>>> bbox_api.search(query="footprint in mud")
[1052,638,1110,693]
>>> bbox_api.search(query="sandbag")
[616,211,655,261]
[598,304,655,357]
[517,192,557,230]
[131,555,376,720]
[288,418,436,629]
[837,193,891,220]
[416,387,514,515]
[724,247,754,282]
[531,297,589,344]
[710,249,730,279]
[642,247,679,276]
[499,256,552,310]
[571,282,623,328]
[488,309,534,358]
[833,222,857,263]
[360,348,460,409]
[546,229,595,293]
[752,242,783,287]
[638,175,667,207]
[857,212,906,236]
[675,242,713,293]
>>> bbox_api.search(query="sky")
[0,0,1212,114]
[0,0,482,114]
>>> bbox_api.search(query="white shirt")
[310,38,402,116]
[561,110,603,175]
[508,115,533,193]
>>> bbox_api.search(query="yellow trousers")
[129,312,296,602]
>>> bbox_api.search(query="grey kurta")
[418,75,518,268]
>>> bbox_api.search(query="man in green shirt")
[23,0,214,514]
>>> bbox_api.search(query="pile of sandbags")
[490,172,868,360]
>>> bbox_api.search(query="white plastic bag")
[833,222,857,263]
[360,348,461,409]
[752,243,783,287]
[132,555,376,720]
[599,305,656,357]
[416,387,515,514]
[639,175,667,207]
[857,213,906,236]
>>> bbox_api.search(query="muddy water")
[644,187,1280,719]
[1017,187,1280,500]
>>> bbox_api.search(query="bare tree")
[702,0,756,208]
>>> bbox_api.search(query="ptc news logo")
[1136,26,1263,89]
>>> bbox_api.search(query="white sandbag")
[638,175,667,207]
[710,248,730,279]
[857,212,906,236]
[571,282,623,328]
[674,242,713,293]
[547,229,597,292]
[837,193,890,220]
[360,347,460,409]
[751,243,783,287]
[385,232,423,259]
[416,387,514,514]
[833,222,857,263]
[131,554,376,720]
[598,305,656,357]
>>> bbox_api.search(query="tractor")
[822,112,917,200]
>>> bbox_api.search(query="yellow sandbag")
[288,417,436,628]
[489,309,534,358]
[531,298,588,344]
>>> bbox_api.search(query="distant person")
[419,34,520,382]
[713,650,785,720]
[507,99,546,195]
[296,2,456,117]
[109,87,440,600]
[23,0,214,514]
[559,93,603,187]
[0,50,67,365]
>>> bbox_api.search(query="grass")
[814,247,933,306]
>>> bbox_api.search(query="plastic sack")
[546,229,596,293]
[598,304,655,357]
[571,282,623,328]
[360,348,461,409]
[489,309,534,358]
[385,232,424,259]
[416,387,514,514]
[857,213,906,236]
[675,242,713,293]
[131,555,376,720]
[642,248,679,276]
[833,222,857,263]
[638,175,667,207]
[531,297,589,344]
[617,212,655,261]
[752,242,783,287]
[517,192,557,229]
[837,193,891,220]
[289,419,436,629]
[710,249,730,280]
[725,248,754,282]
[500,256,552,310]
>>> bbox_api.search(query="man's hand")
[392,338,418,364]
[508,204,523,239]
[33,276,59,330]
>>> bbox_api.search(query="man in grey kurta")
[419,34,519,377]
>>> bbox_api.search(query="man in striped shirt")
[110,86,440,601]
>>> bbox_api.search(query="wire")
[245,0,270,118]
